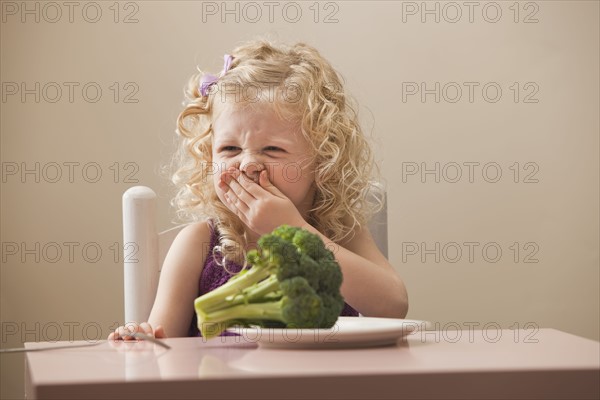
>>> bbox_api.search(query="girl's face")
[211,102,316,219]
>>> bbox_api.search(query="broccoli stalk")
[194,225,345,339]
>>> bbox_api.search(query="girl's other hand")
[108,322,167,341]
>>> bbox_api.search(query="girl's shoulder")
[176,220,214,246]
[167,220,215,266]
[179,219,213,235]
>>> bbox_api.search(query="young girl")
[110,39,408,340]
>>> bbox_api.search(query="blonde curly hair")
[172,39,383,267]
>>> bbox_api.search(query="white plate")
[225,317,430,349]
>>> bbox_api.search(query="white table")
[25,328,599,399]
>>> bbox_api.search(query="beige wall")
[1,1,598,398]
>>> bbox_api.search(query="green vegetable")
[194,225,345,339]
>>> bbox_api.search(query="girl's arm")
[109,221,211,340]
[147,221,211,337]
[217,170,408,319]
[302,222,409,319]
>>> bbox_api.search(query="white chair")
[122,185,388,324]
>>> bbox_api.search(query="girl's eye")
[221,146,240,152]
[264,146,284,152]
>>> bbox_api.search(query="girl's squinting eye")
[221,146,240,152]
[264,146,284,152]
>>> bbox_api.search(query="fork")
[0,332,170,353]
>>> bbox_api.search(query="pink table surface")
[25,328,599,399]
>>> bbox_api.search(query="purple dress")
[189,223,358,336]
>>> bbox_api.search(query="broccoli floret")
[318,292,346,327]
[292,228,335,261]
[194,225,346,339]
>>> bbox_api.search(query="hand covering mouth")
[242,171,260,184]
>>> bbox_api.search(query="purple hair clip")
[199,54,234,97]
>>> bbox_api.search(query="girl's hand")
[108,322,167,341]
[218,168,305,235]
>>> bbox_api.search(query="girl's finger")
[118,325,136,341]
[259,170,285,197]
[217,175,231,196]
[224,191,250,215]
[219,171,234,189]
[139,322,154,337]
[226,196,249,227]
[226,177,256,205]
[236,171,270,198]
[154,325,168,339]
